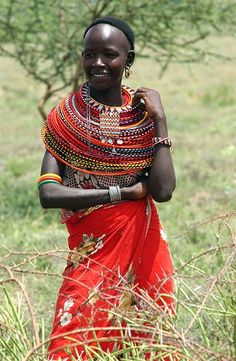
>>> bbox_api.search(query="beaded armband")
[38,173,62,190]
[152,137,172,148]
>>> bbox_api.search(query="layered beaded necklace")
[42,82,155,175]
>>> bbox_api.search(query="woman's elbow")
[150,183,176,203]
[152,191,173,203]
[39,186,54,208]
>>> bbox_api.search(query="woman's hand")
[121,178,149,201]
[132,87,166,122]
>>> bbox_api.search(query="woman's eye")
[106,53,117,58]
[84,53,93,58]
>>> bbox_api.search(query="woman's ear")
[126,50,135,67]
[125,51,135,78]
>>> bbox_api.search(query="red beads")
[42,82,155,175]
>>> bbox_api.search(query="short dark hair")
[83,16,135,50]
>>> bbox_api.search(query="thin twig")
[184,242,236,335]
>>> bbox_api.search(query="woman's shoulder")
[47,84,84,118]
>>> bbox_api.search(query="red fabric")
[48,197,175,360]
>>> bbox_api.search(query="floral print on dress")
[160,228,168,241]
[108,265,137,326]
[64,298,74,311]
[67,233,106,269]
[48,198,175,360]
[59,312,72,326]
[87,286,101,306]
[57,298,75,327]
[118,265,137,309]
[58,308,63,317]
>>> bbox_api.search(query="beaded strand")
[42,82,155,175]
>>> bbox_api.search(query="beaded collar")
[81,82,134,113]
[42,82,155,175]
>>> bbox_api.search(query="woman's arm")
[39,150,148,209]
[132,88,176,202]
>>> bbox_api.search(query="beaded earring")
[125,65,130,78]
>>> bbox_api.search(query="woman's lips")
[91,73,111,79]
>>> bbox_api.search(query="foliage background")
[1,0,236,117]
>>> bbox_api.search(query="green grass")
[0,36,235,360]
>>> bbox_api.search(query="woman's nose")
[93,56,105,67]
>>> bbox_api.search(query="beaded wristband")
[38,179,61,190]
[109,185,122,203]
[152,136,172,148]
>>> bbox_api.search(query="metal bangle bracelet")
[109,185,122,203]
[115,185,121,201]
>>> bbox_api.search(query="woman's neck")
[90,86,123,107]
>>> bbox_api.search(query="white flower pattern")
[95,240,104,250]
[160,228,167,241]
[60,312,72,326]
[63,298,74,311]
[57,308,63,317]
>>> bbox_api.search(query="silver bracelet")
[109,185,122,203]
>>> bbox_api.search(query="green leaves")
[1,0,235,86]
[1,0,235,117]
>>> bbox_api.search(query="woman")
[39,16,176,360]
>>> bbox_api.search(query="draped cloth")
[48,197,175,360]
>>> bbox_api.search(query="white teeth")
[92,73,109,77]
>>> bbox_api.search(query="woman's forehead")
[83,24,129,50]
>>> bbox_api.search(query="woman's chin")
[88,75,113,90]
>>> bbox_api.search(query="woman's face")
[83,24,131,92]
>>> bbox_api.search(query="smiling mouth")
[91,73,111,78]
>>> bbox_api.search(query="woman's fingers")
[132,87,165,121]
[133,180,149,199]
